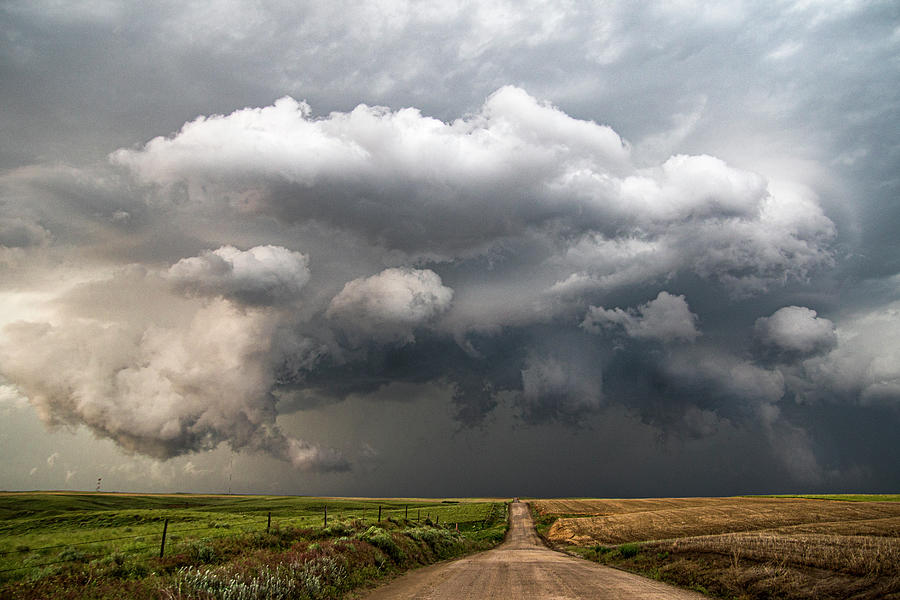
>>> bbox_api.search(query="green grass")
[0,492,508,586]
[746,494,900,502]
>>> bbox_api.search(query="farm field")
[532,495,900,599]
[0,492,509,599]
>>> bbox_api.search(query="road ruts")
[359,501,706,599]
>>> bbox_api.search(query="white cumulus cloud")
[112,87,834,297]
[799,301,900,406]
[754,305,836,357]
[0,299,346,471]
[326,267,453,344]
[582,291,701,342]
[167,245,310,306]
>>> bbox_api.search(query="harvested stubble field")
[532,495,900,600]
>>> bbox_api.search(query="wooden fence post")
[378,505,382,522]
[267,512,271,533]
[159,518,169,558]
[405,504,408,520]
[324,505,327,528]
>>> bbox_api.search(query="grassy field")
[0,492,510,599]
[531,496,900,599]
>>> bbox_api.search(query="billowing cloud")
[552,177,835,297]
[0,87,848,488]
[0,299,347,472]
[754,305,836,359]
[582,291,700,342]
[111,87,629,260]
[112,88,835,297]
[798,301,900,407]
[326,267,453,344]
[166,245,310,306]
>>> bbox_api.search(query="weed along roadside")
[0,493,510,600]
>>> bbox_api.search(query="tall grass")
[169,556,348,600]
[2,495,510,600]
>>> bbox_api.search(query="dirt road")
[360,502,705,599]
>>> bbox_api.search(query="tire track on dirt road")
[359,501,706,599]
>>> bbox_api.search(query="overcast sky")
[1,0,899,497]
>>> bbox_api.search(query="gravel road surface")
[359,501,706,599]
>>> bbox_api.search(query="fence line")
[0,533,147,556]
[0,518,271,558]
[0,518,272,573]
[2,502,501,575]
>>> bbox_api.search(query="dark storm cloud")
[0,86,886,482]
[1,1,899,493]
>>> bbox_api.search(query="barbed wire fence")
[0,516,269,575]
[0,501,504,577]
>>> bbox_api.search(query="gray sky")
[1,0,898,496]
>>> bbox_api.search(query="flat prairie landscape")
[4,492,899,599]
[532,495,900,599]
[0,492,509,599]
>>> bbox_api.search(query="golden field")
[532,496,900,599]
[534,497,900,545]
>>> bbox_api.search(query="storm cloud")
[111,89,835,300]
[1,0,898,496]
[0,87,882,486]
